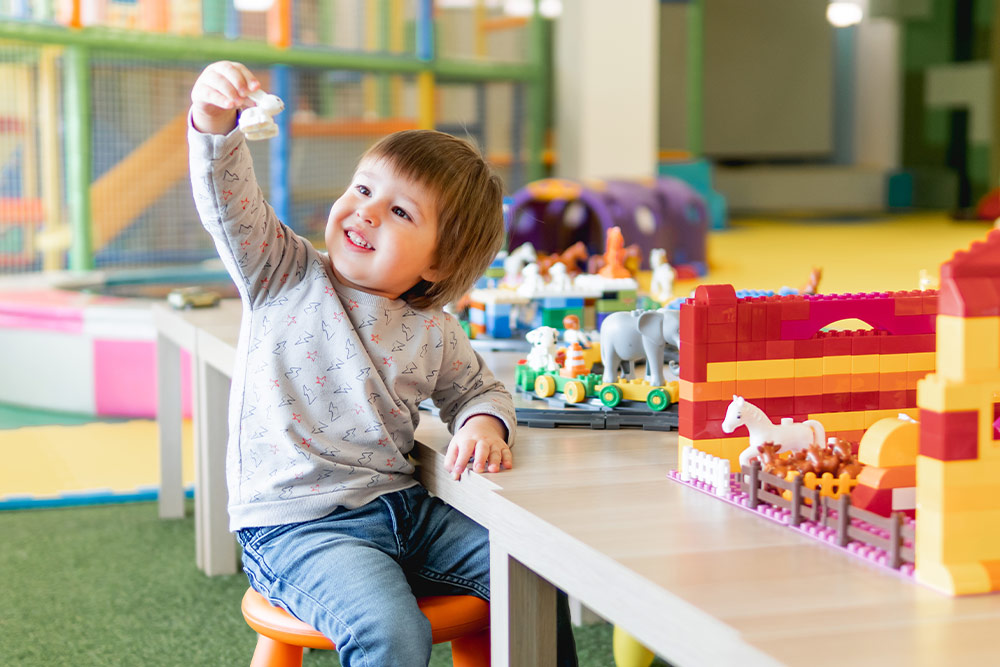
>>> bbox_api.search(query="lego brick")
[793,338,824,358]
[879,371,908,391]
[822,333,854,356]
[916,373,989,413]
[879,334,913,355]
[781,297,810,321]
[879,353,908,373]
[863,408,919,431]
[822,373,852,393]
[794,375,824,396]
[922,291,938,314]
[852,354,879,374]
[736,302,753,341]
[850,484,894,517]
[935,315,1000,383]
[793,394,824,414]
[852,334,881,355]
[764,376,795,397]
[692,380,735,402]
[907,370,931,388]
[822,391,852,412]
[794,357,823,377]
[736,340,767,361]
[694,284,737,307]
[735,358,794,381]
[765,301,783,339]
[705,361,736,383]
[939,275,1000,317]
[830,428,866,444]
[706,321,737,344]
[878,390,908,410]
[679,343,707,382]
[894,292,924,317]
[822,352,853,375]
[679,303,708,344]
[814,409,866,431]
[763,396,794,416]
[919,409,980,460]
[856,464,916,488]
[750,301,767,341]
[765,339,794,359]
[705,342,737,363]
[705,399,730,420]
[907,351,936,371]
[679,379,695,402]
[851,391,880,411]
[850,373,879,393]
[735,378,767,399]
[910,333,936,353]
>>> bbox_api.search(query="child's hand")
[444,415,513,480]
[190,61,261,136]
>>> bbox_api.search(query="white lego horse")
[649,248,675,304]
[721,395,826,468]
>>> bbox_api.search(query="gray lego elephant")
[599,308,680,387]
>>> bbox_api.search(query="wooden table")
[153,301,1000,665]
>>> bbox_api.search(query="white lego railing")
[680,445,731,496]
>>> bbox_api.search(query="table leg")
[489,534,557,666]
[195,355,238,576]
[156,332,184,519]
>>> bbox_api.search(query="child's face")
[325,157,441,299]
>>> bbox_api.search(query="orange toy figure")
[599,226,631,279]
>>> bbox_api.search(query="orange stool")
[241,588,491,667]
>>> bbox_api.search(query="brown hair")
[360,130,505,310]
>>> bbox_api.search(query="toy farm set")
[671,229,1000,597]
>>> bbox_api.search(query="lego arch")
[506,179,616,257]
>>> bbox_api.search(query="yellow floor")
[1,212,992,503]
[0,419,194,501]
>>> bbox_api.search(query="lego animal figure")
[598,226,631,279]
[723,396,826,468]
[503,242,537,285]
[525,326,560,372]
[238,89,285,140]
[538,241,588,277]
[547,262,573,291]
[649,248,675,304]
[599,308,680,387]
[517,262,546,296]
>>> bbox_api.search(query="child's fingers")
[500,445,513,470]
[486,446,503,473]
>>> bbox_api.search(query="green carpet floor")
[1,501,664,666]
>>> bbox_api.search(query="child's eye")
[355,184,371,196]
[392,206,411,220]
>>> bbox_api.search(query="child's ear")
[421,265,443,283]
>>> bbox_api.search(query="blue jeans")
[237,485,577,667]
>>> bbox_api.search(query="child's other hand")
[190,61,261,136]
[444,415,513,480]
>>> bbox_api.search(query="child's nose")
[356,204,380,226]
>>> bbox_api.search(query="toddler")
[189,61,575,666]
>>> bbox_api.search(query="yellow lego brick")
[907,351,936,372]
[793,357,823,377]
[917,373,994,413]
[735,358,794,381]
[878,353,908,373]
[706,361,736,382]
[810,410,865,431]
[915,560,995,596]
[679,379,694,401]
[823,355,852,375]
[916,456,1000,493]
[852,354,879,374]
[915,507,1000,561]
[857,415,919,466]
[936,315,1000,383]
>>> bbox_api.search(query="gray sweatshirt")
[188,123,516,531]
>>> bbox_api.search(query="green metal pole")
[526,0,549,182]
[686,0,703,155]
[64,44,93,271]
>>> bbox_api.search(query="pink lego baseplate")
[667,469,916,579]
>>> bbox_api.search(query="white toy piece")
[517,262,546,296]
[649,248,675,304]
[721,395,826,468]
[503,242,536,285]
[239,89,285,140]
[547,262,573,292]
[525,326,560,372]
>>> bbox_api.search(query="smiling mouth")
[346,230,373,250]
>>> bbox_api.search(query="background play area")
[2,1,998,665]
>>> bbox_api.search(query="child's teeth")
[348,231,371,248]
